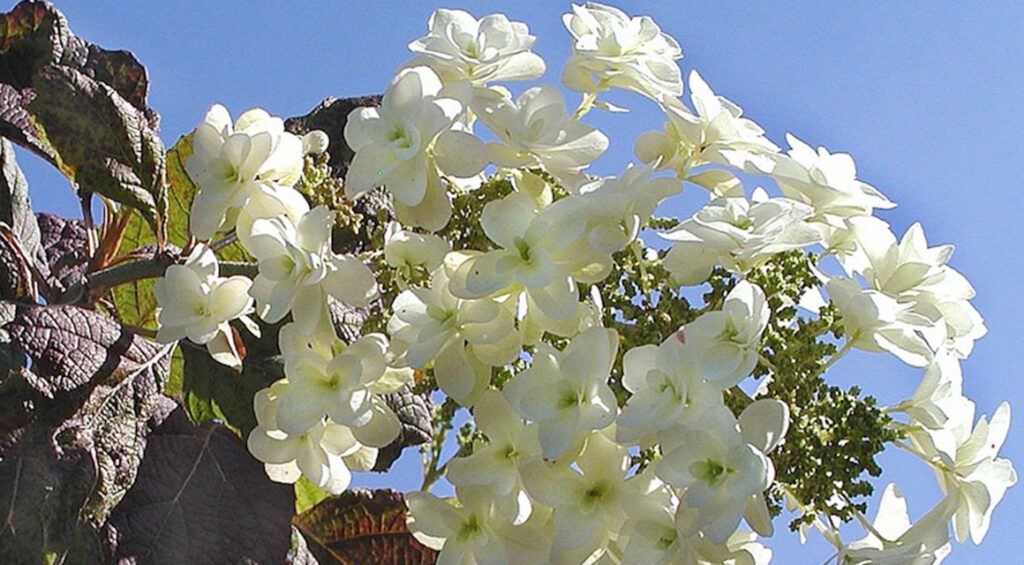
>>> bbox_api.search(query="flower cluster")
[154,105,409,494]
[153,2,1015,562]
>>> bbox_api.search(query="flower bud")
[302,130,330,155]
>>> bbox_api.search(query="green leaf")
[0,137,39,261]
[164,345,184,397]
[105,133,188,331]
[293,489,438,565]
[180,329,282,436]
[294,477,331,514]
[109,135,191,331]
[0,1,166,239]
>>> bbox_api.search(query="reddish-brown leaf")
[294,489,438,565]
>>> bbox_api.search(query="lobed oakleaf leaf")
[106,406,295,564]
[293,488,438,565]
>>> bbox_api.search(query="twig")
[209,230,238,252]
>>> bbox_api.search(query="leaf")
[6,304,168,399]
[106,406,295,564]
[0,138,39,261]
[35,212,87,294]
[295,477,331,515]
[0,1,166,239]
[285,95,381,179]
[373,384,433,472]
[0,308,172,562]
[0,300,24,375]
[0,422,99,561]
[293,489,437,565]
[180,320,283,436]
[164,345,184,397]
[111,135,192,332]
[0,228,32,301]
[29,64,166,238]
[0,301,33,442]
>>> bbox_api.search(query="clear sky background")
[14,1,1023,562]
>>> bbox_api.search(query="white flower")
[908,401,1017,545]
[574,163,682,258]
[407,486,550,565]
[854,222,950,295]
[478,85,609,190]
[383,222,450,272]
[770,133,895,227]
[635,71,778,175]
[408,9,545,87]
[615,330,722,445]
[735,399,791,538]
[388,262,520,405]
[850,221,987,358]
[248,206,377,335]
[682,280,770,386]
[619,501,774,565]
[153,245,255,369]
[301,130,330,155]
[657,405,774,544]
[561,2,683,101]
[344,66,489,231]
[662,194,821,286]
[841,484,953,565]
[446,389,541,524]
[186,104,303,240]
[246,382,371,494]
[503,327,619,459]
[449,192,587,326]
[521,431,639,564]
[828,277,935,367]
[275,332,400,438]
[896,353,965,430]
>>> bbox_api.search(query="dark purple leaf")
[6,304,169,399]
[106,406,295,565]
[374,384,433,473]
[35,212,88,294]
[285,95,381,179]
[0,305,172,562]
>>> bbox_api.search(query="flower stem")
[573,92,599,120]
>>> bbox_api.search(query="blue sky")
[19,1,1023,562]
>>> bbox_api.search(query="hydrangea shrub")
[0,2,1014,563]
